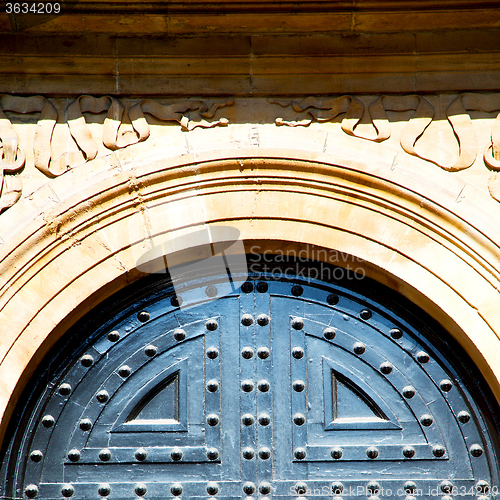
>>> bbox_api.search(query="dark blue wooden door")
[3,274,499,500]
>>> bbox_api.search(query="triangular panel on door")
[323,357,400,430]
[112,358,188,432]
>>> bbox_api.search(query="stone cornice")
[1,31,500,95]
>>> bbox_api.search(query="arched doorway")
[2,259,499,500]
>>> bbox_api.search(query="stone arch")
[1,124,500,445]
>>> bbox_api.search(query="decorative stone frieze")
[1,93,500,214]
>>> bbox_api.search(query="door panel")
[2,272,499,500]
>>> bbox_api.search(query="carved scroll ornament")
[66,96,233,166]
[0,95,233,213]
[0,95,54,212]
[270,93,500,174]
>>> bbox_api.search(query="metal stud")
[295,482,307,494]
[61,484,74,497]
[380,362,393,374]
[206,319,218,331]
[206,285,218,298]
[207,483,219,496]
[440,481,453,494]
[416,351,429,363]
[174,328,186,341]
[67,449,80,462]
[353,342,365,355]
[30,450,43,462]
[323,327,336,340]
[441,496,453,500]
[292,347,304,359]
[293,380,305,392]
[420,414,433,426]
[96,390,109,403]
[243,482,256,495]
[242,447,255,459]
[440,379,453,392]
[476,481,490,494]
[207,380,219,392]
[118,365,131,378]
[241,347,254,359]
[206,414,219,426]
[99,449,111,462]
[457,411,471,423]
[135,448,147,461]
[242,414,255,426]
[402,386,415,398]
[256,281,268,293]
[327,293,339,305]
[291,285,303,296]
[170,295,182,307]
[257,347,270,359]
[330,447,343,459]
[135,484,147,497]
[207,347,219,359]
[366,447,379,459]
[80,355,94,367]
[259,482,272,494]
[293,413,305,425]
[390,328,403,339]
[107,330,120,342]
[332,482,344,494]
[144,345,157,357]
[257,314,269,326]
[79,418,92,431]
[241,314,254,326]
[137,311,150,322]
[41,415,55,428]
[433,445,446,457]
[360,309,372,320]
[170,484,183,496]
[207,448,219,460]
[367,482,380,494]
[137,311,149,323]
[25,485,38,498]
[258,380,270,392]
[292,317,304,330]
[241,281,253,293]
[258,414,271,426]
[171,448,183,461]
[470,444,483,457]
[403,446,415,458]
[294,447,306,460]
[98,484,111,497]
[241,380,254,392]
[404,482,417,494]
[259,447,271,460]
[58,383,72,396]
[405,496,416,500]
